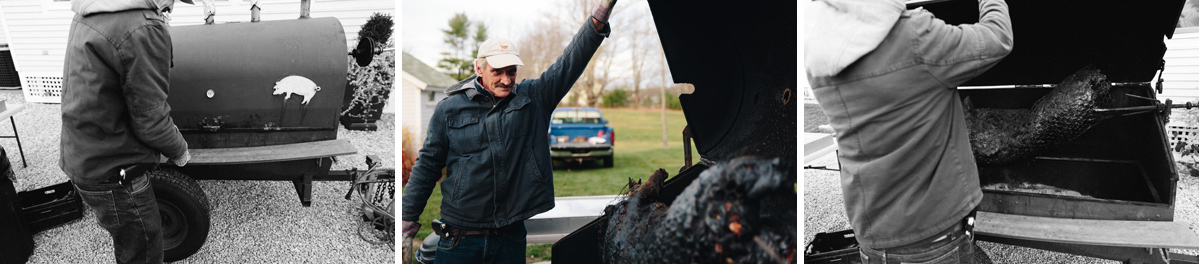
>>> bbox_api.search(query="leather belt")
[457,228,504,236]
[911,209,977,248]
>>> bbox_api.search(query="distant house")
[0,0,393,103]
[401,52,457,144]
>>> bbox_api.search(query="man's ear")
[474,59,485,75]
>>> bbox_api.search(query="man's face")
[477,62,517,98]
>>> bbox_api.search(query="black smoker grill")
[552,0,798,262]
[891,0,1191,263]
[133,7,390,261]
[917,0,1184,221]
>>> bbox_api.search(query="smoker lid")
[648,0,797,164]
[914,0,1185,85]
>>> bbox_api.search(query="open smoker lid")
[648,0,797,165]
[913,0,1185,85]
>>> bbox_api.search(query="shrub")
[602,89,630,108]
[665,93,682,110]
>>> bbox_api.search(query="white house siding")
[401,71,425,147]
[1163,27,1199,103]
[0,0,394,102]
[0,3,8,45]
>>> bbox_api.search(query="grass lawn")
[406,108,701,263]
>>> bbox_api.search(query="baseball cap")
[477,37,524,68]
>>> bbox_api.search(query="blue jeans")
[74,175,163,264]
[435,222,526,264]
[859,223,992,264]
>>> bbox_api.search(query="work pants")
[74,174,163,264]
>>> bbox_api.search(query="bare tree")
[516,12,568,84]
[621,3,658,108]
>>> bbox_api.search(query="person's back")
[805,0,1012,262]
[61,1,192,263]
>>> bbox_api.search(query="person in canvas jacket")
[401,1,617,263]
[61,0,193,263]
[805,0,1013,263]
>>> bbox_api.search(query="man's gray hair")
[476,57,488,71]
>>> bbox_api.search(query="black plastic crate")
[18,181,83,233]
[805,229,862,264]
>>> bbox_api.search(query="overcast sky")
[402,0,565,70]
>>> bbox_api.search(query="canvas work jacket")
[61,2,188,185]
[806,0,1013,249]
[402,22,610,229]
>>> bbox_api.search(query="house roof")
[402,52,458,91]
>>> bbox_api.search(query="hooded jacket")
[402,22,610,229]
[61,0,188,184]
[805,0,1013,249]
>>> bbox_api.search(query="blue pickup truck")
[549,107,615,167]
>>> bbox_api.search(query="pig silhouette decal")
[273,75,321,104]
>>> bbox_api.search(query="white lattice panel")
[21,73,61,103]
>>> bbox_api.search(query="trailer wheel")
[148,168,211,262]
[603,156,614,168]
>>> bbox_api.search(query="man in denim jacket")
[61,0,193,263]
[401,1,616,262]
[806,0,1013,263]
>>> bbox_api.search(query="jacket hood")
[72,0,168,16]
[804,0,904,78]
[445,75,479,95]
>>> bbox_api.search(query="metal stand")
[0,116,26,168]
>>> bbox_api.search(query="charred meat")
[966,67,1113,164]
[600,157,796,264]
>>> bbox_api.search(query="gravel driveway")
[1,90,395,263]
[804,148,1199,263]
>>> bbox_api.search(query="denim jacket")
[61,7,188,184]
[806,0,1013,249]
[403,22,610,228]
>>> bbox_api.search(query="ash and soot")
[599,157,796,264]
[966,67,1114,164]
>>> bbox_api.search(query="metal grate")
[21,74,62,104]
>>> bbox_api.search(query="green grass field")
[405,108,701,263]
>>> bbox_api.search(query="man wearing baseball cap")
[402,0,618,263]
[62,0,195,263]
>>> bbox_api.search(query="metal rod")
[682,126,692,172]
[10,116,24,168]
[957,82,1152,90]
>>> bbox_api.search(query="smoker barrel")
[168,18,348,149]
[907,0,1186,222]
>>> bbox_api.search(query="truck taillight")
[610,130,615,144]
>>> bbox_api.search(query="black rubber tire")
[603,156,614,168]
[148,168,211,262]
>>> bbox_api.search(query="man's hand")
[401,220,420,264]
[591,0,618,31]
[169,150,191,167]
